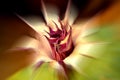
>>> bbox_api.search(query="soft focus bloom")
[1,0,120,80]
[1,0,108,80]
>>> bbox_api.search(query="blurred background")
[0,0,120,80]
[0,0,115,16]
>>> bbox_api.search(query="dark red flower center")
[45,20,74,61]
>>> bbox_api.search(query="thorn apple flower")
[9,0,106,80]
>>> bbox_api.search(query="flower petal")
[16,14,48,36]
[72,15,100,45]
[41,0,60,27]
[11,35,52,61]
